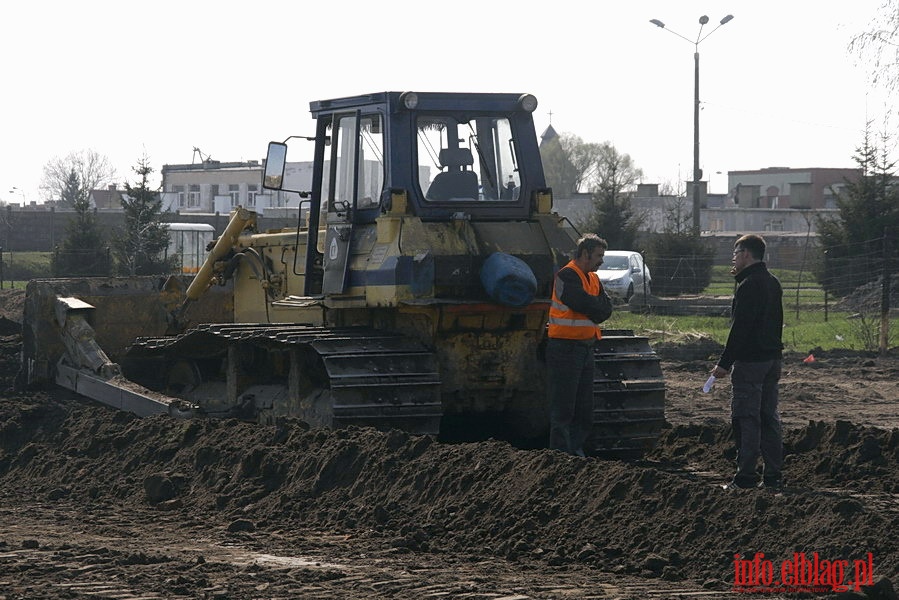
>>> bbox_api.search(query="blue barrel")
[480,252,537,307]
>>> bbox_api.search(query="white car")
[597,250,651,301]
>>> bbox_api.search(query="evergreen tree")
[60,169,83,207]
[643,195,714,296]
[51,170,112,276]
[112,156,175,276]
[816,124,899,296]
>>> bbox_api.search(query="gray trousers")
[730,359,783,487]
[546,338,595,455]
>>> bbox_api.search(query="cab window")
[417,115,518,202]
[324,113,384,216]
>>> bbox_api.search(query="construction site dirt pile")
[0,289,897,599]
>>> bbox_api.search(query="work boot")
[758,479,783,493]
[722,480,754,492]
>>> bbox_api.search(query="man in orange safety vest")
[546,233,613,456]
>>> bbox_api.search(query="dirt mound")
[2,404,897,591]
[1,316,898,597]
[0,288,24,336]
[0,288,25,322]
[836,277,899,313]
[1,364,897,594]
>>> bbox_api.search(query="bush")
[643,233,715,296]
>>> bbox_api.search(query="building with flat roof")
[160,158,306,214]
[728,167,859,209]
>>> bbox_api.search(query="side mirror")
[263,142,288,190]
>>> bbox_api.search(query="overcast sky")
[0,1,891,205]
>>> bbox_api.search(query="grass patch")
[1,251,52,283]
[609,307,894,353]
[632,264,855,351]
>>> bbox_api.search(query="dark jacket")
[717,261,783,369]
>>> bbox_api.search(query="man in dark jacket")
[712,234,784,490]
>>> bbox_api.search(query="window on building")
[735,185,760,207]
[709,218,724,232]
[187,184,200,208]
[173,185,185,208]
[229,184,240,207]
[790,182,811,208]
[247,184,258,208]
[764,219,784,232]
[823,184,842,209]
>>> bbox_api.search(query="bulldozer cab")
[263,91,549,297]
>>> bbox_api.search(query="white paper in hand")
[702,375,716,393]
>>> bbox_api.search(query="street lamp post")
[650,14,734,234]
[8,186,26,206]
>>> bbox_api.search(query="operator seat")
[426,147,479,200]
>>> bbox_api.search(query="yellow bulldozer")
[19,91,665,456]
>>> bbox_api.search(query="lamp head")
[699,15,709,25]
[720,14,734,25]
[650,18,665,28]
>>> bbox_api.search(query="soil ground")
[1,289,897,600]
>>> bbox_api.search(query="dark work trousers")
[730,359,783,487]
[546,338,595,456]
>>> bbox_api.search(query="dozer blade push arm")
[54,297,120,379]
[184,207,256,303]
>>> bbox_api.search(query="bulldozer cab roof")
[309,91,535,117]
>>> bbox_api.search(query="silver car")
[596,250,651,301]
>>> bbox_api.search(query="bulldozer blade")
[55,363,198,418]
[20,276,232,387]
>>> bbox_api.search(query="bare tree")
[540,133,603,196]
[40,149,117,206]
[849,2,899,93]
[590,143,644,194]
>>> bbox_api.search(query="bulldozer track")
[120,325,667,457]
[125,324,443,434]
[591,331,667,457]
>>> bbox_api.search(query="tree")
[112,156,175,276]
[849,3,899,93]
[816,123,899,296]
[51,171,112,277]
[578,143,645,250]
[60,170,81,207]
[40,149,116,207]
[643,194,714,296]
[540,133,602,196]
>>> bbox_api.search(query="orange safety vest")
[548,260,603,340]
